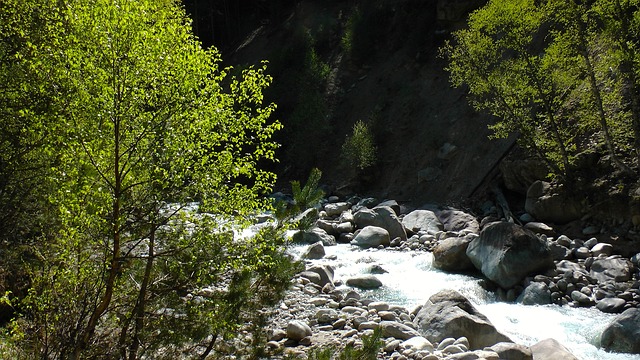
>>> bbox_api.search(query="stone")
[368,264,388,274]
[499,159,549,194]
[517,282,551,305]
[530,338,579,360]
[351,226,390,248]
[324,202,351,217]
[306,264,334,287]
[549,242,571,261]
[369,301,390,311]
[378,199,401,215]
[299,271,322,285]
[591,243,614,257]
[413,289,511,349]
[570,290,594,306]
[293,227,336,246]
[302,241,325,259]
[525,181,582,224]
[316,309,339,324]
[436,209,480,234]
[596,298,627,314]
[286,320,312,341]
[523,222,555,236]
[380,321,421,340]
[354,206,407,241]
[488,342,533,360]
[402,210,443,235]
[466,222,554,289]
[432,235,475,272]
[573,247,591,259]
[346,275,383,289]
[400,336,434,351]
[590,258,633,283]
[601,308,640,354]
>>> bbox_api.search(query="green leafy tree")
[1,0,292,358]
[341,120,377,171]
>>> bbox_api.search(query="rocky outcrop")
[601,308,640,354]
[525,181,582,224]
[466,222,554,289]
[432,235,475,272]
[413,289,511,349]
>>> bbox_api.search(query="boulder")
[354,206,407,241]
[293,228,336,246]
[346,275,383,289]
[286,320,312,341]
[413,289,511,349]
[324,202,351,217]
[517,282,551,305]
[488,342,533,360]
[302,241,325,259]
[377,199,401,215]
[530,338,578,360]
[379,321,421,340]
[589,258,633,283]
[466,222,554,289]
[402,210,443,235]
[432,235,475,272]
[351,226,390,248]
[525,181,582,224]
[601,308,640,354]
[436,209,480,234]
[306,265,334,287]
[596,298,627,314]
[400,336,434,351]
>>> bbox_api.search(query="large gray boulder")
[466,222,554,289]
[413,289,511,349]
[351,226,390,248]
[525,181,582,224]
[346,275,383,289]
[488,342,533,360]
[530,338,579,360]
[292,227,336,246]
[354,206,407,241]
[306,264,334,287]
[379,321,420,340]
[589,257,634,283]
[402,210,443,235]
[517,282,551,305]
[437,209,480,234]
[302,241,325,259]
[432,235,475,272]
[286,320,312,341]
[601,308,640,354]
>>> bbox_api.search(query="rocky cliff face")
[194,0,515,205]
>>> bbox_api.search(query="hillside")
[190,0,512,205]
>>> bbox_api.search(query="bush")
[341,120,377,170]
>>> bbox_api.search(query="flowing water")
[290,243,640,360]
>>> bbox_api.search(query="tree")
[2,0,293,358]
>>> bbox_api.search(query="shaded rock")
[591,243,614,257]
[530,338,579,360]
[570,290,594,306]
[525,181,581,224]
[379,321,421,340]
[402,210,443,235]
[466,222,554,289]
[596,298,627,314]
[378,199,401,215]
[590,258,633,283]
[488,342,533,360]
[413,289,511,349]
[601,308,640,354]
[549,242,571,261]
[523,222,555,236]
[286,320,312,341]
[517,282,551,305]
[432,235,475,272]
[306,264,334,287]
[500,159,549,194]
[293,228,336,246]
[299,271,321,285]
[354,206,407,241]
[346,275,383,289]
[302,241,325,259]
[324,202,351,217]
[351,226,390,248]
[437,209,480,234]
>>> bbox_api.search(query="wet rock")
[346,275,383,289]
[466,222,554,289]
[590,258,633,283]
[436,209,480,234]
[518,282,551,305]
[302,241,325,259]
[354,206,407,241]
[488,342,533,360]
[413,289,511,349]
[530,338,579,360]
[351,226,390,248]
[324,202,351,217]
[596,298,627,314]
[293,228,336,246]
[601,308,640,354]
[432,235,475,272]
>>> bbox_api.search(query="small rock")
[286,320,312,341]
[346,275,383,289]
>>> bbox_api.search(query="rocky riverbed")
[259,195,640,359]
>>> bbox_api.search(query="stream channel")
[288,243,640,360]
